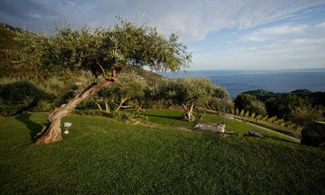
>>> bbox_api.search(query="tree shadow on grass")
[243,133,300,144]
[15,113,43,142]
[142,113,183,121]
[267,135,300,144]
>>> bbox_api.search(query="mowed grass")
[0,111,324,194]
[143,109,299,143]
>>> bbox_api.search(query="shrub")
[114,111,144,123]
[0,81,50,116]
[256,115,263,120]
[251,113,256,119]
[239,109,245,116]
[244,110,250,117]
[285,121,296,129]
[267,116,277,123]
[33,100,53,112]
[261,115,269,121]
[194,112,204,124]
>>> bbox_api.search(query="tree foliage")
[0,81,51,116]
[234,93,266,115]
[156,77,215,121]
[17,20,192,144]
[97,72,148,113]
[18,20,191,79]
[237,90,325,127]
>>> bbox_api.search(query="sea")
[162,69,325,98]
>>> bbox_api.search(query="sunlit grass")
[0,112,324,194]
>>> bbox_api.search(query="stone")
[245,130,266,138]
[301,121,325,147]
[215,124,225,133]
[194,123,225,133]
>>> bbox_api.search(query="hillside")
[0,111,324,194]
[243,89,325,106]
[123,65,164,84]
[0,23,31,78]
[0,23,21,50]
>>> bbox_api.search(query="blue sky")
[1,0,325,70]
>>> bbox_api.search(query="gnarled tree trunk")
[104,100,110,113]
[95,101,103,112]
[35,78,118,144]
[182,103,195,122]
[114,97,128,113]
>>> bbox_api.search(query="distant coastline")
[163,69,325,98]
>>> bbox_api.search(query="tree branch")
[95,58,109,79]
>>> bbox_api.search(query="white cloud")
[241,24,308,42]
[1,0,324,70]
[1,0,324,42]
[193,21,325,70]
[135,0,325,42]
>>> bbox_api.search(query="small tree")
[239,109,245,116]
[251,113,256,119]
[20,20,191,143]
[234,93,266,116]
[245,110,250,118]
[158,78,214,121]
[208,86,230,113]
[100,72,147,113]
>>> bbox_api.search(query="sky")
[1,0,325,70]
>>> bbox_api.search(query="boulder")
[216,124,226,133]
[194,123,225,133]
[301,121,325,147]
[245,130,266,138]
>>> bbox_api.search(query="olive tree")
[97,72,147,113]
[158,78,214,121]
[20,21,191,144]
[234,93,266,116]
[208,86,231,112]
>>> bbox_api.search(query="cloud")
[193,21,325,70]
[0,0,324,41]
[241,24,308,42]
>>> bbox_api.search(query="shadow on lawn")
[15,114,43,142]
[267,135,300,144]
[142,113,183,121]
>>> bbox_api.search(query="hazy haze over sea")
[163,69,325,98]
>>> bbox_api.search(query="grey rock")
[194,123,226,133]
[246,130,266,138]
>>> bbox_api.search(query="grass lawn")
[143,109,300,143]
[0,111,324,194]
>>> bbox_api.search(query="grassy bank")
[0,112,324,194]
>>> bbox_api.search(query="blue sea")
[163,69,325,98]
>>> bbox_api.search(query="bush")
[0,81,50,116]
[251,113,256,119]
[267,116,277,123]
[239,110,245,116]
[194,112,204,124]
[114,111,144,123]
[234,93,266,115]
[244,110,250,117]
[285,121,296,129]
[256,115,263,120]
[33,100,53,112]
[261,115,269,121]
